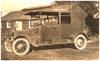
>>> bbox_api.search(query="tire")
[13,38,30,56]
[4,40,13,52]
[74,34,87,50]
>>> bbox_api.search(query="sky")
[1,0,54,16]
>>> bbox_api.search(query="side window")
[42,16,58,25]
[15,21,22,31]
[49,17,58,25]
[61,13,71,24]
[0,22,2,28]
[29,21,31,28]
[7,22,11,28]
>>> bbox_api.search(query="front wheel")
[74,34,87,50]
[13,38,30,56]
[4,40,13,52]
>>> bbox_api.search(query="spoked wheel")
[13,38,30,56]
[74,34,87,50]
[4,40,13,52]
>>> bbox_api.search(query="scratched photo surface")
[1,0,99,60]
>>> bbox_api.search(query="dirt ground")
[1,36,99,60]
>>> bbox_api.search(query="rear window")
[7,22,11,28]
[15,21,22,31]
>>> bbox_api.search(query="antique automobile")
[2,1,95,56]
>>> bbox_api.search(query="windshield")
[29,20,41,28]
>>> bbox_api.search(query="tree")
[79,1,99,17]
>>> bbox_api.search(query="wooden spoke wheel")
[13,38,30,56]
[74,34,87,50]
[4,40,13,52]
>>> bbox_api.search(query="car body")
[2,1,90,55]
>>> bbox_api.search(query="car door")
[61,12,73,39]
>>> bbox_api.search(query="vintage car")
[2,1,93,56]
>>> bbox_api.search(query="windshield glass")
[29,19,41,28]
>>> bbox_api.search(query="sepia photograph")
[1,0,99,60]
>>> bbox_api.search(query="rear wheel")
[13,38,30,56]
[74,34,87,50]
